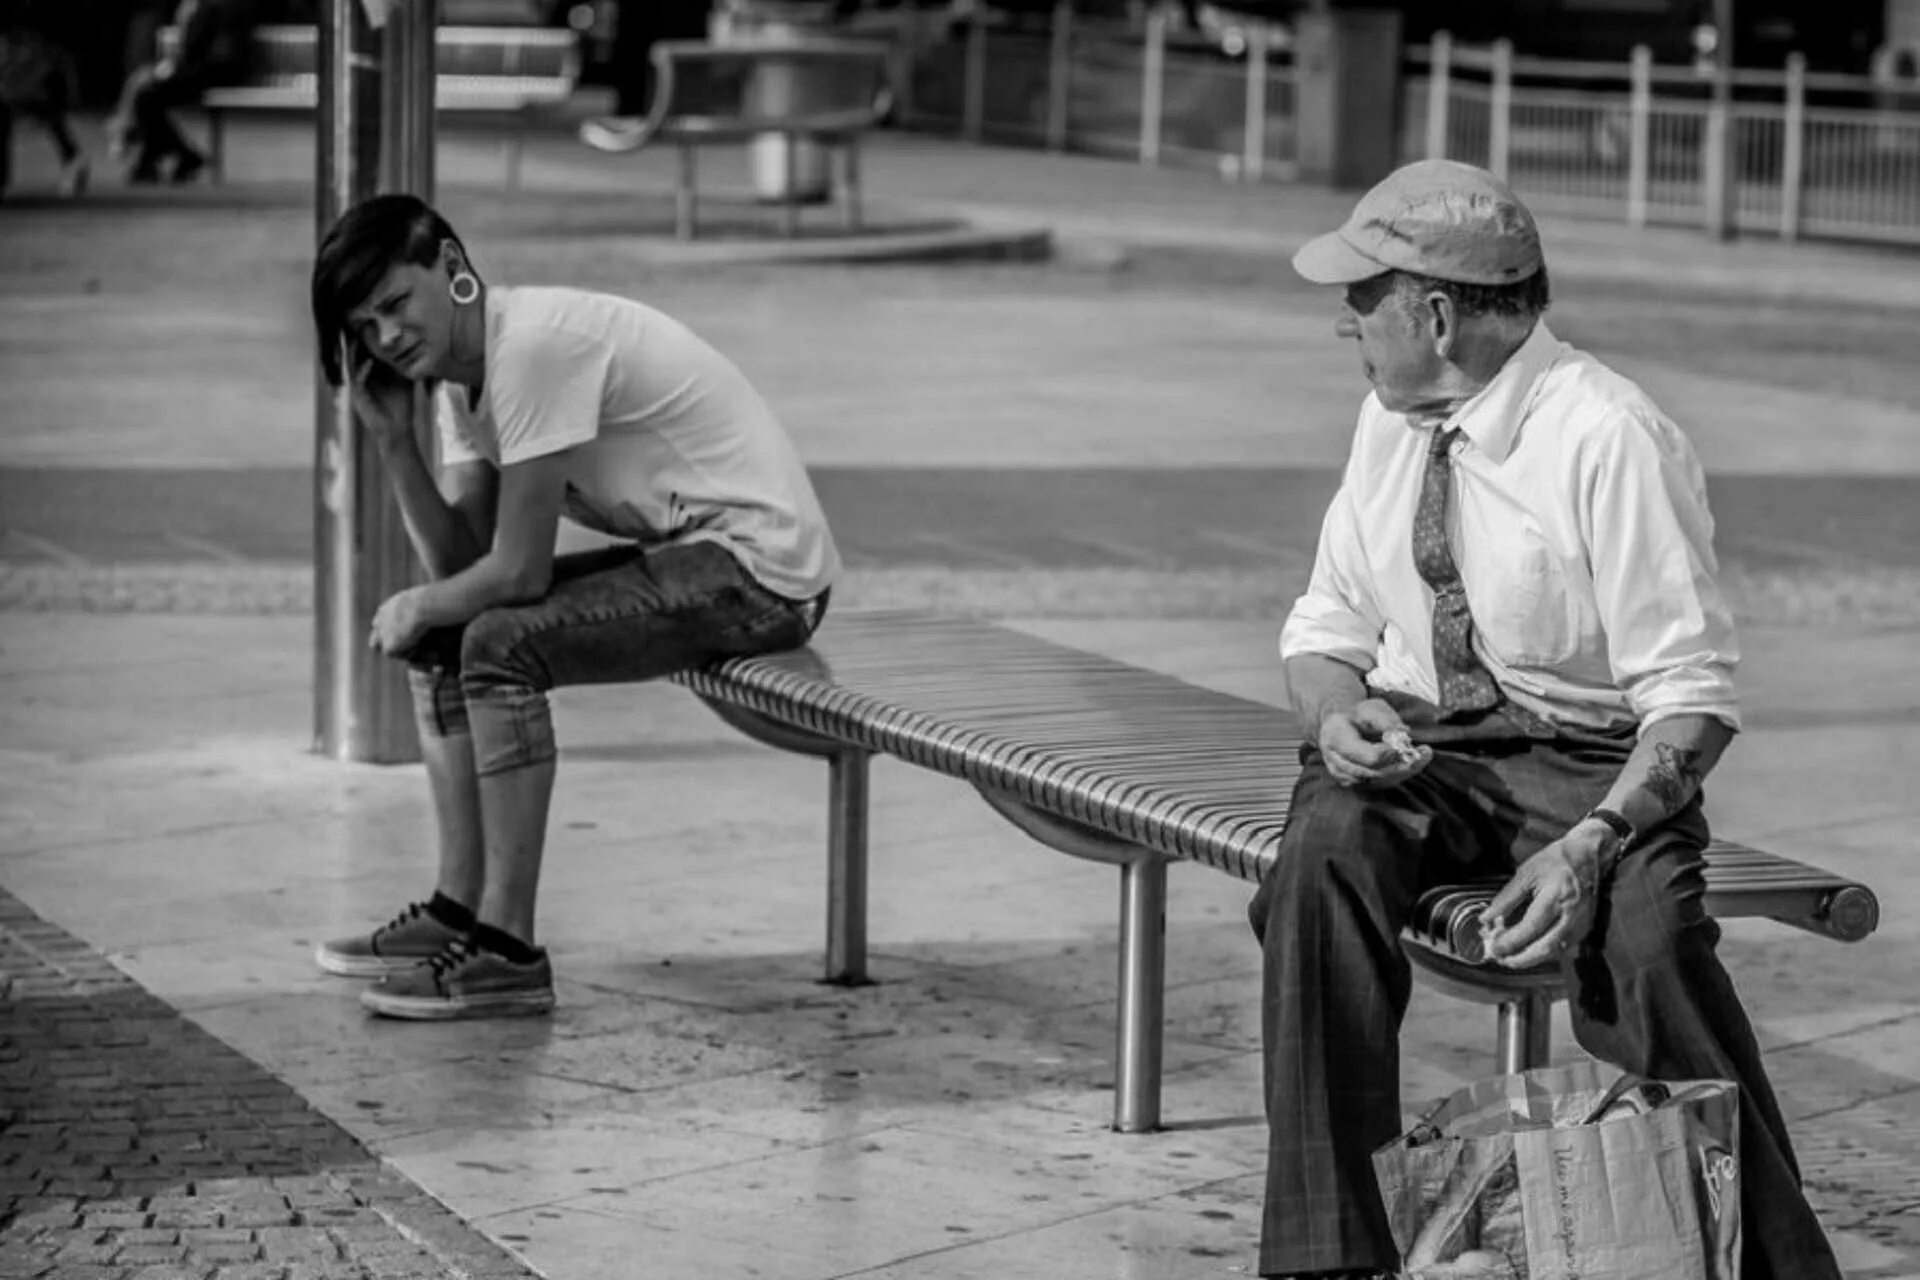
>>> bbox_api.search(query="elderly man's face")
[1335,273,1449,414]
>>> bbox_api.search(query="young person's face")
[344,257,457,381]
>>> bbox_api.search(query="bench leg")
[780,134,799,239]
[840,139,863,233]
[675,143,697,241]
[824,749,872,986]
[208,110,225,184]
[1497,994,1553,1074]
[1112,856,1167,1133]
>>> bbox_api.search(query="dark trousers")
[1245,715,1840,1280]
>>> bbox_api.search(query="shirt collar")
[1438,320,1564,464]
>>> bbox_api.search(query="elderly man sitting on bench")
[1247,159,1841,1280]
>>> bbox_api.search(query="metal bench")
[604,39,894,240]
[156,24,581,188]
[675,611,1882,1133]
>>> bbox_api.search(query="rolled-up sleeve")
[1582,410,1741,732]
[1279,482,1384,671]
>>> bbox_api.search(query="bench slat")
[677,611,1881,945]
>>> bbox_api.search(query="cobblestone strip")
[0,889,538,1280]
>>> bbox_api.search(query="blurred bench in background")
[158,23,581,189]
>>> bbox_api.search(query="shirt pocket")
[1468,520,1581,668]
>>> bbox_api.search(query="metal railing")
[884,7,1920,247]
[894,3,1295,182]
[1406,33,1920,245]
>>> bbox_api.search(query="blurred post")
[1045,0,1072,152]
[1705,0,1738,240]
[1488,38,1513,181]
[1138,7,1164,165]
[962,10,986,141]
[1780,51,1805,241]
[1242,22,1269,182]
[1293,6,1402,189]
[1424,30,1451,160]
[314,0,439,764]
[1626,44,1651,226]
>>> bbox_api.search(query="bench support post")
[780,134,800,239]
[825,749,872,985]
[840,140,863,232]
[1496,994,1553,1074]
[208,110,226,184]
[676,143,697,240]
[1113,855,1168,1133]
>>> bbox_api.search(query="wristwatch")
[1582,806,1637,875]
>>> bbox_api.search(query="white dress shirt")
[1280,321,1741,733]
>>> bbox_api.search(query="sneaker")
[360,936,555,1021]
[314,901,466,978]
[578,116,651,154]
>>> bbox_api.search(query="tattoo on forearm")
[1645,742,1704,813]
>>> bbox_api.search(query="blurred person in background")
[0,0,90,199]
[107,0,258,184]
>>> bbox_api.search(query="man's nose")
[1335,313,1360,340]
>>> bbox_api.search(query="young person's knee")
[456,608,550,695]
[407,663,469,739]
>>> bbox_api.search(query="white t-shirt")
[436,285,839,602]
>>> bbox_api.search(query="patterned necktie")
[1412,427,1503,714]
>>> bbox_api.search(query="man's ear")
[1425,291,1459,357]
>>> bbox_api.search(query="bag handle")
[1578,1073,1672,1126]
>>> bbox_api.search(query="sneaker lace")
[424,936,481,980]
[372,901,432,940]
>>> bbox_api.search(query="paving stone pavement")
[0,888,538,1280]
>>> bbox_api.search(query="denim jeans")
[403,539,827,776]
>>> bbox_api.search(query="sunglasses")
[1343,274,1400,317]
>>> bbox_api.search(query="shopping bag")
[1372,1060,1742,1280]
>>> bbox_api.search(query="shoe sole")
[360,987,556,1020]
[313,945,431,979]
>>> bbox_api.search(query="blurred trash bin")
[716,0,839,203]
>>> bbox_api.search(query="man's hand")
[344,338,419,453]
[1318,697,1433,789]
[1481,820,1616,967]
[369,585,433,657]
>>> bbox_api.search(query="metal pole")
[314,0,437,763]
[1496,995,1553,1074]
[1111,856,1167,1133]
[824,750,872,985]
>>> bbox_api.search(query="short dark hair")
[310,194,470,386]
[1394,265,1552,321]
